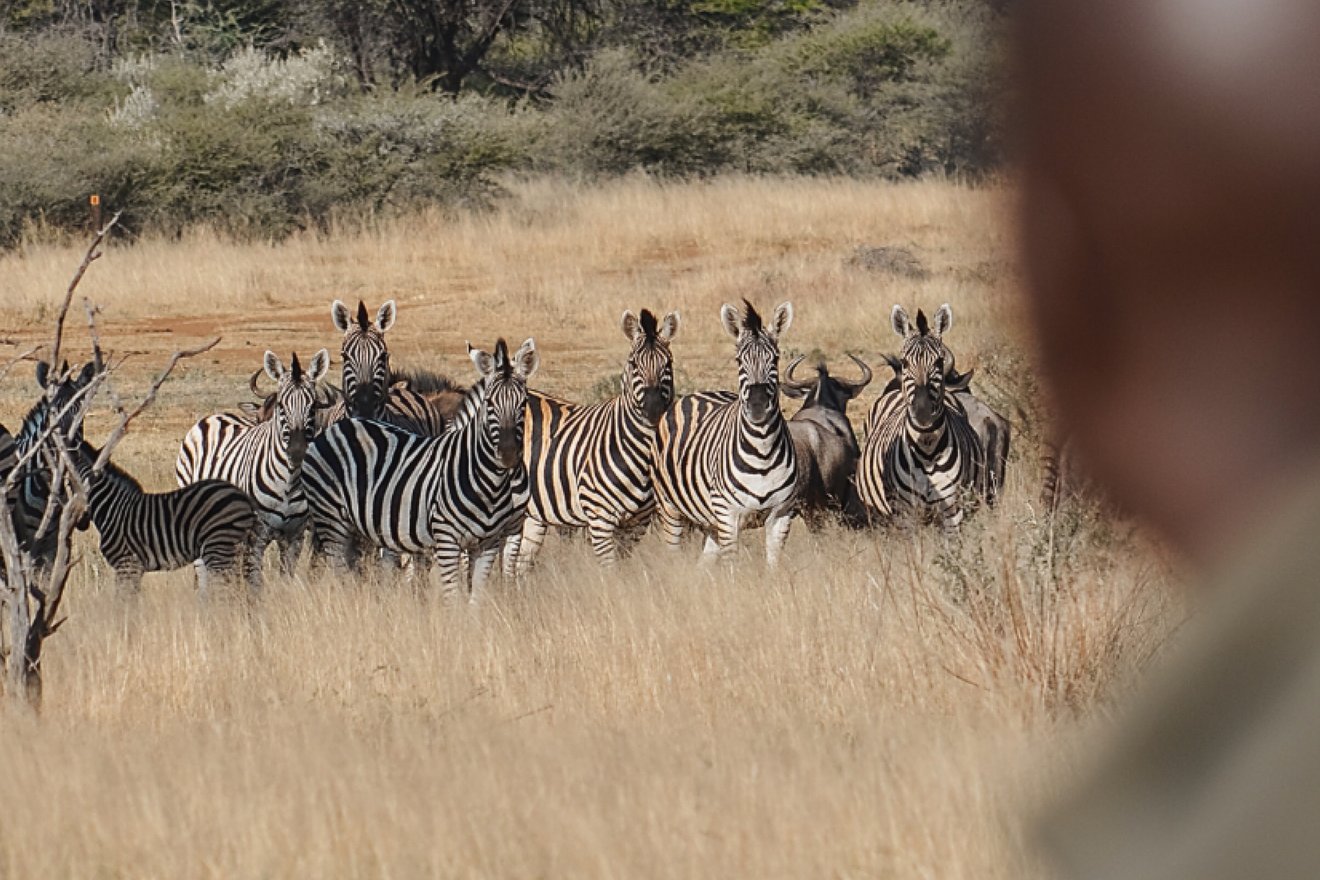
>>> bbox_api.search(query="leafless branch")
[50,211,120,373]
[90,336,219,473]
[0,345,42,385]
[0,373,107,497]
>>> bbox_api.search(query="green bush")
[0,1,1006,246]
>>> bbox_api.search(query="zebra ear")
[376,300,397,334]
[331,300,351,333]
[770,302,793,339]
[35,361,50,388]
[264,351,285,383]
[933,303,953,337]
[621,310,640,341]
[891,305,912,339]
[468,343,495,378]
[720,303,742,340]
[658,311,679,342]
[307,348,331,383]
[512,338,539,379]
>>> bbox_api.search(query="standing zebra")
[327,299,448,435]
[0,423,15,492]
[74,441,258,594]
[504,309,679,575]
[304,338,537,600]
[855,305,986,527]
[651,300,798,566]
[176,349,329,576]
[13,361,97,570]
[0,423,16,561]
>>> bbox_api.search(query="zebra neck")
[78,443,142,518]
[905,412,947,457]
[612,394,655,436]
[737,407,789,451]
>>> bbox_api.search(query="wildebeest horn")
[841,353,873,392]
[783,354,812,392]
[249,369,266,398]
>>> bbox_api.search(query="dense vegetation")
[0,0,1006,245]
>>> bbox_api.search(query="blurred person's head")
[1017,0,1320,566]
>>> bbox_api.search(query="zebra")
[504,308,679,575]
[325,299,449,435]
[303,338,537,601]
[13,360,98,570]
[651,300,798,566]
[175,349,329,577]
[0,422,16,566]
[907,303,1011,507]
[74,441,258,594]
[854,305,986,527]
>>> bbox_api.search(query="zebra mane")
[355,300,370,330]
[639,309,659,341]
[79,441,141,492]
[741,299,763,334]
[289,352,303,383]
[446,379,489,431]
[915,310,930,336]
[493,338,512,379]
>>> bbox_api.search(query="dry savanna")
[0,177,1181,878]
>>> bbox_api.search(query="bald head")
[1018,0,1320,563]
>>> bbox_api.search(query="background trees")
[0,0,1006,245]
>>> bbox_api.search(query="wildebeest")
[781,354,872,528]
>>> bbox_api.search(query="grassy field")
[0,177,1179,878]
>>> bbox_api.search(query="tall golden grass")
[0,177,1179,879]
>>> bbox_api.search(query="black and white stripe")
[506,309,679,573]
[327,299,448,435]
[304,338,537,600]
[651,300,797,566]
[175,349,329,575]
[76,441,257,593]
[855,304,986,527]
[13,360,97,569]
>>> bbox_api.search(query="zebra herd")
[0,297,1009,600]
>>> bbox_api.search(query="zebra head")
[720,299,793,426]
[890,304,971,430]
[262,349,330,463]
[25,359,98,450]
[621,308,679,425]
[331,299,396,420]
[468,338,538,469]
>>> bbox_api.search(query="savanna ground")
[0,177,1180,878]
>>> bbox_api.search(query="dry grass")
[0,176,1178,879]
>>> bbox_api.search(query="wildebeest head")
[781,353,873,416]
[621,308,680,425]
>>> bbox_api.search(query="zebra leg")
[656,504,686,551]
[500,533,522,581]
[469,542,501,604]
[279,529,304,577]
[511,515,549,578]
[430,532,465,603]
[114,560,144,595]
[587,520,621,568]
[700,512,739,566]
[764,507,795,569]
